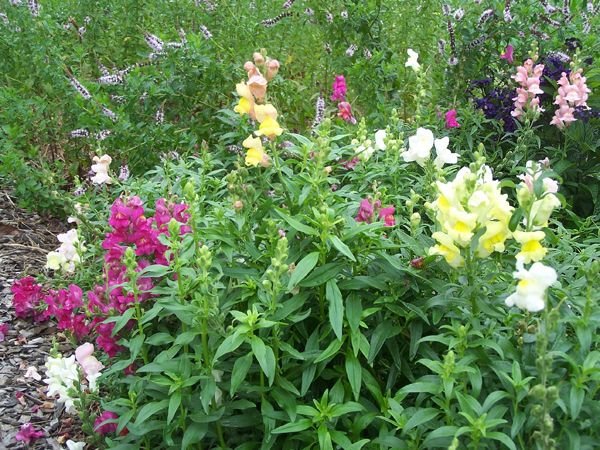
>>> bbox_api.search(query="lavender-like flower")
[465,34,487,51]
[73,185,86,196]
[453,8,465,20]
[118,165,130,181]
[110,95,125,104]
[98,63,110,77]
[10,0,22,5]
[442,4,451,15]
[478,9,494,26]
[144,33,164,52]
[540,14,561,26]
[340,10,348,19]
[101,105,117,122]
[325,11,333,23]
[155,107,164,124]
[438,39,446,55]
[324,43,332,54]
[346,44,358,57]
[312,96,325,129]
[562,0,570,22]
[70,129,90,138]
[363,48,372,59]
[261,11,292,27]
[282,0,295,8]
[503,0,513,22]
[447,20,457,55]
[199,25,212,39]
[1,13,9,25]
[98,74,124,85]
[28,0,39,16]
[305,8,314,16]
[539,0,557,13]
[68,76,92,100]
[95,130,112,141]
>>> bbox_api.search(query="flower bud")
[324,166,332,174]
[253,52,265,65]
[530,384,546,400]
[168,218,181,237]
[410,212,421,227]
[266,59,280,81]
[233,200,244,211]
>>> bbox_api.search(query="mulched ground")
[0,190,81,449]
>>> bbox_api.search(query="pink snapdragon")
[445,109,460,128]
[331,75,347,101]
[338,101,356,124]
[500,44,514,64]
[94,411,120,435]
[356,199,376,223]
[11,277,47,321]
[511,59,545,119]
[550,70,591,129]
[356,199,395,227]
[379,206,396,227]
[15,423,45,444]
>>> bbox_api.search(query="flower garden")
[0,0,599,449]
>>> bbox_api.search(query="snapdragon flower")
[505,261,557,312]
[404,128,433,166]
[90,154,112,185]
[44,354,79,414]
[46,229,85,273]
[433,136,459,168]
[405,48,420,71]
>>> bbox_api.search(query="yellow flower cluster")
[428,164,513,267]
[233,52,283,167]
[513,160,560,263]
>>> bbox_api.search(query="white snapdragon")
[374,129,387,150]
[44,354,80,414]
[66,441,86,450]
[403,127,433,166]
[433,136,459,168]
[90,154,113,185]
[405,48,421,72]
[505,261,558,312]
[46,229,85,273]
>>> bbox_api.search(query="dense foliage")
[3,1,600,449]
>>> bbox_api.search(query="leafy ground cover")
[1,1,599,449]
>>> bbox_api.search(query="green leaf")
[368,320,399,364]
[569,385,585,420]
[488,431,517,450]
[287,252,320,291]
[271,418,313,434]
[167,390,182,425]
[314,337,344,363]
[230,352,253,396]
[250,336,276,386]
[299,263,344,287]
[134,400,169,426]
[104,308,136,336]
[145,332,174,346]
[346,296,362,332]
[398,381,442,395]
[345,351,362,401]
[318,423,334,450]
[403,408,440,432]
[329,235,356,261]
[274,209,318,235]
[139,264,170,278]
[182,423,208,449]
[174,331,198,346]
[213,332,245,361]
[326,279,344,340]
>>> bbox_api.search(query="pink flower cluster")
[11,196,191,359]
[445,109,460,128]
[329,74,356,125]
[550,70,591,129]
[331,75,347,101]
[15,423,45,444]
[11,277,47,322]
[355,199,396,227]
[511,59,545,119]
[94,410,124,435]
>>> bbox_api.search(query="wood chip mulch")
[0,190,83,449]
